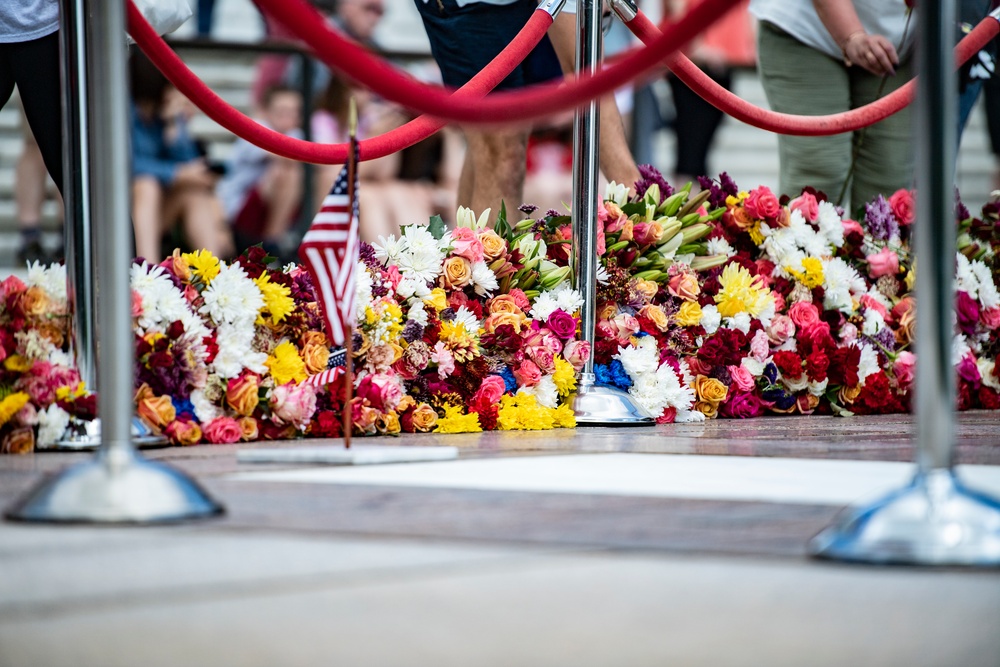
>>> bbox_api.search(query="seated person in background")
[217,85,304,254]
[131,52,232,262]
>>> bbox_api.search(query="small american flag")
[298,142,359,347]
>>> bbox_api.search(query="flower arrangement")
[2,170,998,453]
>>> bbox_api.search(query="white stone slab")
[237,445,458,466]
[230,453,1000,507]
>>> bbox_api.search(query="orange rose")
[597,303,619,320]
[165,250,191,282]
[301,342,330,375]
[2,426,35,454]
[238,416,259,441]
[35,322,65,348]
[694,400,719,419]
[410,403,438,432]
[479,229,508,262]
[731,206,755,230]
[638,304,670,332]
[694,375,728,406]
[396,395,417,413]
[18,286,50,317]
[634,279,659,300]
[441,256,472,289]
[483,311,526,335]
[486,294,524,317]
[136,391,176,432]
[375,411,401,435]
[165,419,202,446]
[301,330,328,348]
[226,374,260,417]
[838,385,862,405]
[894,297,916,346]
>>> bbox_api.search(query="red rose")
[888,188,916,226]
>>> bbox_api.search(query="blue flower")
[172,397,195,419]
[609,359,633,390]
[499,367,517,394]
[594,363,612,385]
[763,362,779,385]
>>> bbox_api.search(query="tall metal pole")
[571,0,652,424]
[6,0,222,522]
[809,0,1000,564]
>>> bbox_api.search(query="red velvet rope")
[251,0,742,123]
[631,11,1000,136]
[126,0,553,162]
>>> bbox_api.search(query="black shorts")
[415,0,563,91]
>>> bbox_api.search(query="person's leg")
[983,72,1000,190]
[258,160,303,242]
[757,22,852,200]
[197,0,216,37]
[848,56,914,211]
[174,185,234,258]
[10,33,63,195]
[15,111,50,263]
[464,127,529,216]
[668,68,732,183]
[132,176,166,261]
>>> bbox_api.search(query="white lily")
[456,206,491,230]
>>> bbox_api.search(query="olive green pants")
[757,21,914,214]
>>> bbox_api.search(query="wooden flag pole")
[342,98,358,449]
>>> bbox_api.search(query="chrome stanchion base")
[809,469,1000,566]
[39,417,169,451]
[572,372,655,425]
[4,449,223,523]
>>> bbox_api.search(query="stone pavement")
[2,413,999,666]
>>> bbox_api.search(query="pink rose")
[859,294,889,321]
[842,218,864,238]
[981,306,1000,330]
[728,365,756,393]
[750,329,771,362]
[744,186,781,221]
[203,416,243,444]
[789,192,819,222]
[524,327,564,355]
[767,314,796,346]
[611,314,640,340]
[508,289,531,312]
[893,351,916,391]
[527,346,556,373]
[451,227,485,262]
[131,290,144,318]
[269,382,318,431]
[840,322,859,343]
[473,375,507,406]
[867,247,899,278]
[632,221,663,246]
[668,273,700,301]
[1,275,26,300]
[356,373,403,412]
[720,392,765,419]
[599,201,628,233]
[562,340,591,370]
[787,301,820,329]
[547,309,578,340]
[957,354,981,385]
[888,188,916,226]
[514,360,542,387]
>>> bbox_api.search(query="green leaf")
[495,201,510,238]
[427,214,446,240]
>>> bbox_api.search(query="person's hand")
[161,87,195,123]
[842,32,899,77]
[174,160,216,189]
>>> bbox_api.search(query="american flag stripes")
[302,366,344,388]
[298,143,360,347]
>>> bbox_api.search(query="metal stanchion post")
[572,0,653,424]
[809,0,1000,564]
[6,0,223,523]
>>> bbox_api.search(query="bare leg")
[132,175,165,261]
[259,160,303,243]
[15,133,47,232]
[175,186,234,258]
[464,127,529,221]
[358,184,394,243]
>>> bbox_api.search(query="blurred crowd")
[9,0,1000,265]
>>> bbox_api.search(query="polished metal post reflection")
[570,0,652,424]
[5,0,223,523]
[809,0,1000,564]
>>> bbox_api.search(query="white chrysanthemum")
[724,313,752,334]
[706,237,736,258]
[970,259,999,309]
[761,226,799,267]
[407,301,429,327]
[952,334,972,366]
[519,375,558,408]
[802,232,831,260]
[401,224,440,257]
[979,358,1000,390]
[373,233,405,265]
[200,263,263,326]
[605,181,630,206]
[529,291,559,322]
[396,275,430,301]
[699,304,721,334]
[823,257,866,313]
[862,309,885,336]
[676,408,706,423]
[808,378,829,396]
[130,262,210,352]
[452,306,481,334]
[614,336,659,376]
[48,348,74,368]
[36,404,71,447]
[397,250,442,284]
[856,343,880,385]
[742,356,765,377]
[630,362,696,417]
[553,285,585,315]
[596,264,610,285]
[471,261,499,296]
[817,201,844,248]
[190,388,221,423]
[26,261,67,303]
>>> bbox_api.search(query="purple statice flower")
[371,281,389,299]
[867,327,897,354]
[401,320,424,343]
[518,204,538,215]
[358,242,379,271]
[545,209,560,218]
[865,195,900,241]
[955,187,970,221]
[635,164,673,202]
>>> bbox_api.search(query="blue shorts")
[415,0,563,91]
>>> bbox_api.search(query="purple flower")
[401,320,424,343]
[634,164,673,202]
[955,187,970,221]
[358,242,379,270]
[865,195,900,241]
[518,204,538,215]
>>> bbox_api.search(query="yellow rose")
[441,256,473,289]
[598,303,619,320]
[301,330,328,348]
[638,304,670,332]
[675,301,703,327]
[238,417,260,441]
[165,419,202,446]
[483,311,526,334]
[838,385,862,405]
[694,375,728,406]
[135,385,176,432]
[375,411,401,435]
[634,279,658,300]
[410,403,438,432]
[479,229,508,262]
[226,374,260,417]
[486,294,524,316]
[694,400,719,419]
[396,395,417,413]
[18,286,50,317]
[423,288,448,312]
[301,342,330,375]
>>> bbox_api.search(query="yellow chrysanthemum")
[748,221,765,246]
[265,340,307,385]
[786,257,825,289]
[182,249,221,283]
[675,301,703,327]
[439,320,480,363]
[553,402,576,428]
[254,273,296,325]
[715,263,774,318]
[423,288,448,312]
[497,394,555,431]
[552,356,577,397]
[725,191,749,207]
[364,305,379,326]
[55,382,88,401]
[0,392,30,428]
[3,355,32,373]
[434,404,482,433]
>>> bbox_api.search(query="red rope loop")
[631,10,1000,136]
